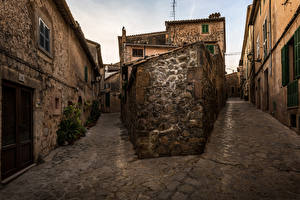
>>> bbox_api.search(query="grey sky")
[66,0,252,73]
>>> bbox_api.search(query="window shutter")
[202,25,208,33]
[281,45,289,86]
[295,27,300,79]
[84,66,88,82]
[206,45,214,54]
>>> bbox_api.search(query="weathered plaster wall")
[0,0,98,179]
[123,45,175,64]
[122,42,225,158]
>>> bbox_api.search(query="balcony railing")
[287,80,299,108]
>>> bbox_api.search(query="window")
[256,36,260,59]
[282,27,300,107]
[295,27,300,78]
[202,24,209,34]
[39,18,50,53]
[105,83,110,89]
[132,49,143,57]
[55,98,59,109]
[282,45,289,86]
[263,19,268,59]
[291,114,297,127]
[84,66,88,82]
[206,45,214,54]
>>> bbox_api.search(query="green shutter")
[202,24,208,33]
[295,27,300,79]
[282,45,289,86]
[206,45,214,54]
[84,66,88,82]
[287,80,299,107]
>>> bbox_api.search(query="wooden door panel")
[20,143,32,168]
[1,81,33,180]
[2,86,16,146]
[19,89,32,142]
[2,146,17,177]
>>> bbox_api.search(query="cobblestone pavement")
[1,98,300,200]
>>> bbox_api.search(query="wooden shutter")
[281,45,289,86]
[202,25,208,33]
[295,27,300,79]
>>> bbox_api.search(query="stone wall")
[121,42,225,158]
[0,0,99,179]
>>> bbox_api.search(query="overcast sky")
[66,0,252,73]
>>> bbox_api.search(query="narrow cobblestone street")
[0,98,300,200]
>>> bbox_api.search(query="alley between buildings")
[0,98,299,200]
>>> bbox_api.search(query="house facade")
[0,0,100,181]
[86,39,105,99]
[118,13,226,66]
[240,0,300,129]
[240,5,254,102]
[103,63,121,113]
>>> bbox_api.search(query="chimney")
[122,26,126,44]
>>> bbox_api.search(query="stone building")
[102,63,121,113]
[121,42,225,158]
[240,0,300,129]
[0,0,101,181]
[240,5,254,102]
[118,13,226,65]
[225,72,240,98]
[86,39,105,99]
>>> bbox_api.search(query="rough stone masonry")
[121,42,225,158]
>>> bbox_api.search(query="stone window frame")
[53,96,62,116]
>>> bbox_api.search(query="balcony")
[287,80,299,108]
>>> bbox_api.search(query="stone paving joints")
[0,98,300,200]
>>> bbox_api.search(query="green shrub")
[56,105,86,145]
[85,100,101,126]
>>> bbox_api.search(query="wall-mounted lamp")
[247,52,262,63]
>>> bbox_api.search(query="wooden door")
[1,81,33,180]
[257,79,261,109]
[264,70,269,111]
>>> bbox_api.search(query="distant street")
[0,98,299,200]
